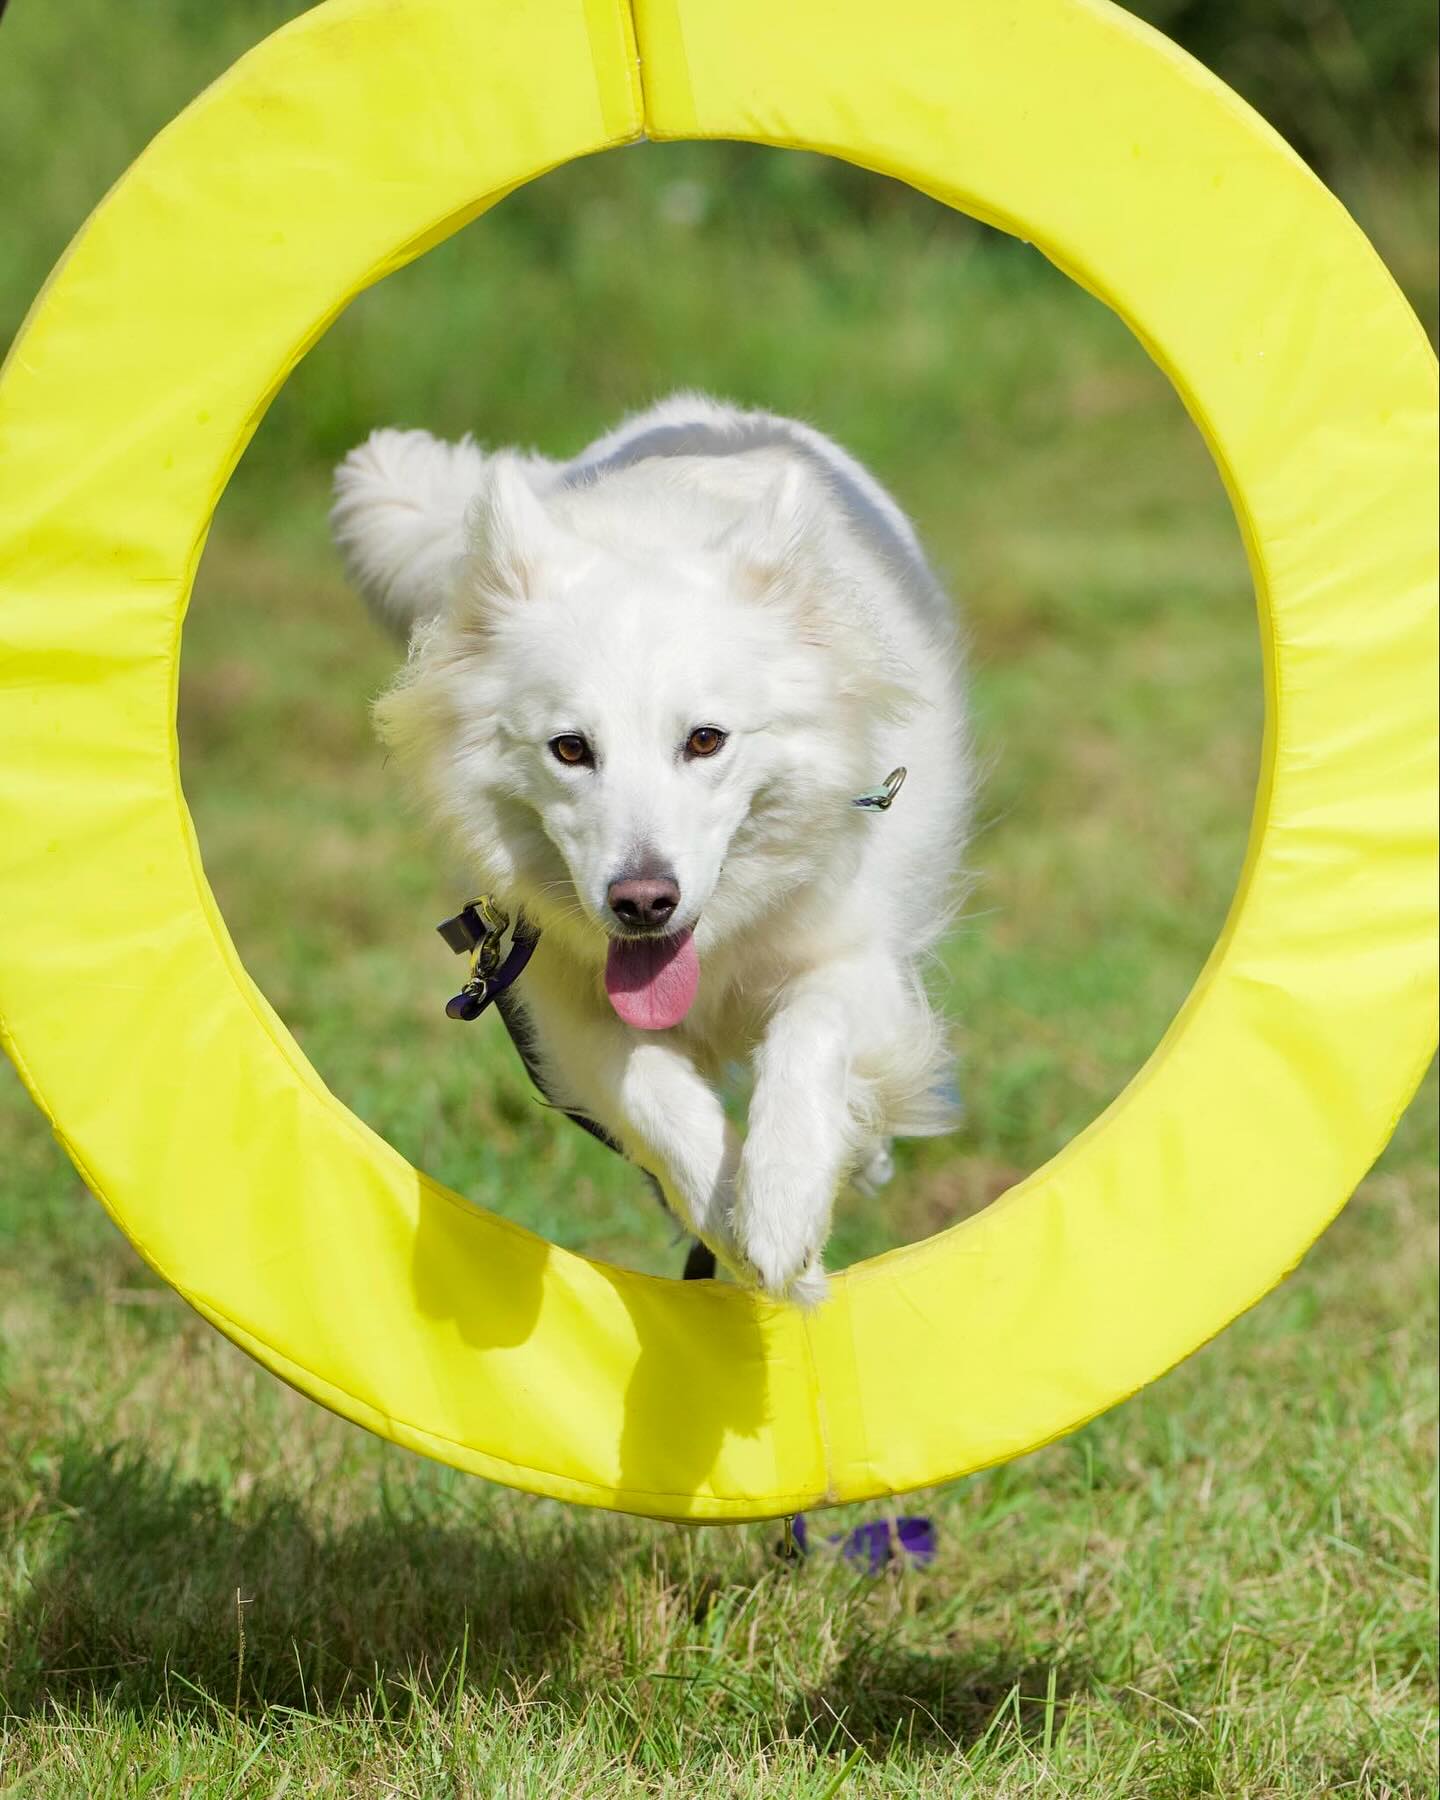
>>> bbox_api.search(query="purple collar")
[437,898,540,1022]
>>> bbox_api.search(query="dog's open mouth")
[604,929,699,1031]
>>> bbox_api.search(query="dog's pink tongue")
[604,930,699,1030]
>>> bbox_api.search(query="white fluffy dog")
[332,394,970,1302]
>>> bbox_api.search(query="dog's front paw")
[732,1179,828,1305]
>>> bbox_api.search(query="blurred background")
[0,5,1435,1789]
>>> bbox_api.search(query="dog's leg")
[521,998,744,1274]
[735,953,936,1303]
[614,1042,747,1272]
[737,937,957,1302]
[733,977,855,1302]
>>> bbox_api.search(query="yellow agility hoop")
[0,0,1434,1522]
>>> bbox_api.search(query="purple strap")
[445,921,541,1021]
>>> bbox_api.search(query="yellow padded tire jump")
[0,0,1435,1521]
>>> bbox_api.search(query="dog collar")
[437,896,539,1022]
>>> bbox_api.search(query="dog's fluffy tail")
[330,428,485,639]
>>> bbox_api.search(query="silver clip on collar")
[852,766,907,812]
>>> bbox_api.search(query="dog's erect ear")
[723,461,826,600]
[464,454,563,605]
[725,457,919,722]
[331,429,485,640]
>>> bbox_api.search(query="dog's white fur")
[332,394,970,1302]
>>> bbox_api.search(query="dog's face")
[376,457,902,983]
[484,554,789,942]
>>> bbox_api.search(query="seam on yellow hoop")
[803,1318,835,1506]
[584,0,645,142]
[630,0,697,139]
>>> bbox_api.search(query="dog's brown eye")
[685,726,727,759]
[550,734,592,767]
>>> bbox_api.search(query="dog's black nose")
[607,873,680,931]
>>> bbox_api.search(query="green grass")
[1,4,1437,1793]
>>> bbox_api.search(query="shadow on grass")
[0,1443,617,1720]
[787,1637,1093,1756]
[4,1443,1094,1760]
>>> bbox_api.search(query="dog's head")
[345,441,912,1026]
